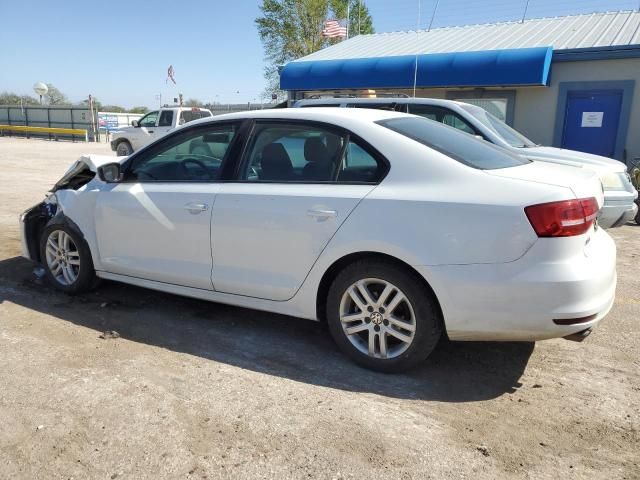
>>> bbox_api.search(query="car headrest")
[304,137,330,164]
[261,143,293,180]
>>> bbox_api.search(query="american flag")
[322,19,347,38]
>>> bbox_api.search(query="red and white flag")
[167,65,176,84]
[322,19,347,38]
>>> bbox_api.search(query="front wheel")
[326,259,442,373]
[40,224,97,294]
[116,140,133,156]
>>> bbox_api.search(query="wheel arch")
[315,251,445,328]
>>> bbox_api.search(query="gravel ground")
[0,137,638,479]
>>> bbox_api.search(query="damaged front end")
[20,154,118,262]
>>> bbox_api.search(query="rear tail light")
[525,197,599,237]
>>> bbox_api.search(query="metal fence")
[0,105,98,141]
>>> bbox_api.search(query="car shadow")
[0,256,533,402]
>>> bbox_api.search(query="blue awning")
[280,47,553,90]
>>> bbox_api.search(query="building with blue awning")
[280,10,640,162]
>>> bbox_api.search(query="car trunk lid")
[486,161,604,208]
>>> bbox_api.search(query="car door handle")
[307,209,337,219]
[148,130,154,134]
[184,202,208,214]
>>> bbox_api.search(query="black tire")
[635,200,640,225]
[39,222,97,294]
[116,140,133,156]
[326,259,442,373]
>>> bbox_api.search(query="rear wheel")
[40,224,96,294]
[116,140,133,156]
[326,259,442,372]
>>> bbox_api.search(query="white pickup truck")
[110,106,213,156]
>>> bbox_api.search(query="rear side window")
[378,117,528,170]
[180,109,211,124]
[158,110,174,127]
[238,122,385,183]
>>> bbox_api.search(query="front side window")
[139,111,159,128]
[239,122,384,183]
[378,116,528,170]
[158,110,174,127]
[125,123,237,182]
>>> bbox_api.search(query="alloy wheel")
[44,230,81,286]
[339,278,416,359]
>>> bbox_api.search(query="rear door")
[210,120,387,301]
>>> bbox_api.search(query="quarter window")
[125,124,237,182]
[239,122,384,183]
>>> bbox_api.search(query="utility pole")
[412,0,422,98]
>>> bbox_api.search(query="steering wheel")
[179,158,209,180]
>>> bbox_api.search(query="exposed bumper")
[417,227,617,341]
[598,190,638,228]
[19,211,31,260]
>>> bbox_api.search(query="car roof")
[186,106,409,128]
[295,97,470,108]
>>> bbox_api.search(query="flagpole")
[346,2,350,39]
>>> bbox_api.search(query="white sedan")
[20,108,616,372]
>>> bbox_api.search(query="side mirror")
[98,163,123,183]
[131,120,139,127]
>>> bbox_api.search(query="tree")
[0,91,40,105]
[256,0,374,98]
[256,0,330,97]
[330,0,374,37]
[100,105,126,113]
[128,106,149,114]
[184,98,204,107]
[44,84,70,105]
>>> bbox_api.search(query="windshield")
[460,105,537,148]
[378,116,529,170]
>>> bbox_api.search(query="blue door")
[561,90,622,158]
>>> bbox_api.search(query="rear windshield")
[377,116,529,170]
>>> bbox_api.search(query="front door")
[210,120,386,301]
[130,110,159,150]
[561,90,623,158]
[95,121,239,289]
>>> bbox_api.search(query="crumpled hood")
[522,146,626,173]
[52,154,125,191]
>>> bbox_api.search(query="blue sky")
[1,0,636,108]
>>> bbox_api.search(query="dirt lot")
[0,136,638,479]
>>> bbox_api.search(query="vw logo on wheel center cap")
[370,312,383,325]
